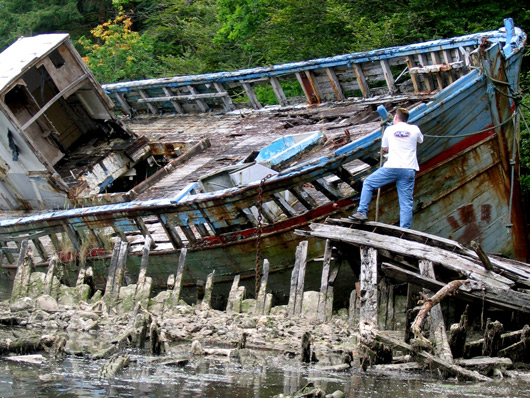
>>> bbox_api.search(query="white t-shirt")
[382,121,423,171]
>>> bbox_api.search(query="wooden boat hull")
[0,20,527,300]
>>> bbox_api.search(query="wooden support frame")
[325,67,346,101]
[353,63,371,98]
[269,76,288,106]
[241,82,262,109]
[379,60,397,93]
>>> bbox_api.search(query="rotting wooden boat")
[0,19,528,300]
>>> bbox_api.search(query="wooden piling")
[44,254,59,296]
[11,240,31,301]
[418,259,453,363]
[288,241,308,317]
[255,259,270,315]
[200,270,215,310]
[226,275,246,313]
[318,240,334,322]
[172,247,187,303]
[104,240,129,307]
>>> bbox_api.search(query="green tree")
[0,0,84,51]
[78,10,165,83]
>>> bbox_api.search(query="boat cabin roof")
[0,33,69,93]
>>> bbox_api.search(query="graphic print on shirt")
[394,131,411,138]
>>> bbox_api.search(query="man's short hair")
[396,108,410,122]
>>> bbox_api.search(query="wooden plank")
[353,63,371,97]
[31,238,48,262]
[269,76,288,106]
[417,54,435,92]
[134,217,155,249]
[272,192,297,217]
[406,56,422,93]
[213,82,235,111]
[430,52,445,90]
[326,218,530,287]
[305,71,322,103]
[138,89,158,114]
[186,85,210,112]
[0,241,15,263]
[325,67,346,101]
[303,223,515,290]
[289,187,317,209]
[379,60,396,93]
[296,72,317,104]
[442,50,457,83]
[113,92,132,115]
[64,224,81,251]
[311,178,341,201]
[157,215,183,250]
[162,87,185,114]
[21,74,89,131]
[241,82,262,109]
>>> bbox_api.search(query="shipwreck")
[0,19,528,303]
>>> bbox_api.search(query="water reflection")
[0,350,529,397]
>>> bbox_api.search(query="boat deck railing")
[102,25,518,117]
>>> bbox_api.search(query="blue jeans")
[357,168,416,228]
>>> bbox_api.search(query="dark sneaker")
[348,212,367,221]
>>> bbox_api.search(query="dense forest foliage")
[1,0,530,196]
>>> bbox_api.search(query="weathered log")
[455,357,512,375]
[0,334,61,355]
[448,305,468,358]
[98,353,130,379]
[410,279,468,346]
[373,330,491,382]
[301,331,316,363]
[483,319,503,357]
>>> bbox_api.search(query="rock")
[10,297,33,312]
[36,295,58,313]
[191,340,205,355]
[301,291,320,321]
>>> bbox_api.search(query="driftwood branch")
[411,279,468,344]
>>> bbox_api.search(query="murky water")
[1,350,530,398]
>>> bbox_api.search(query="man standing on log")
[350,108,423,228]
